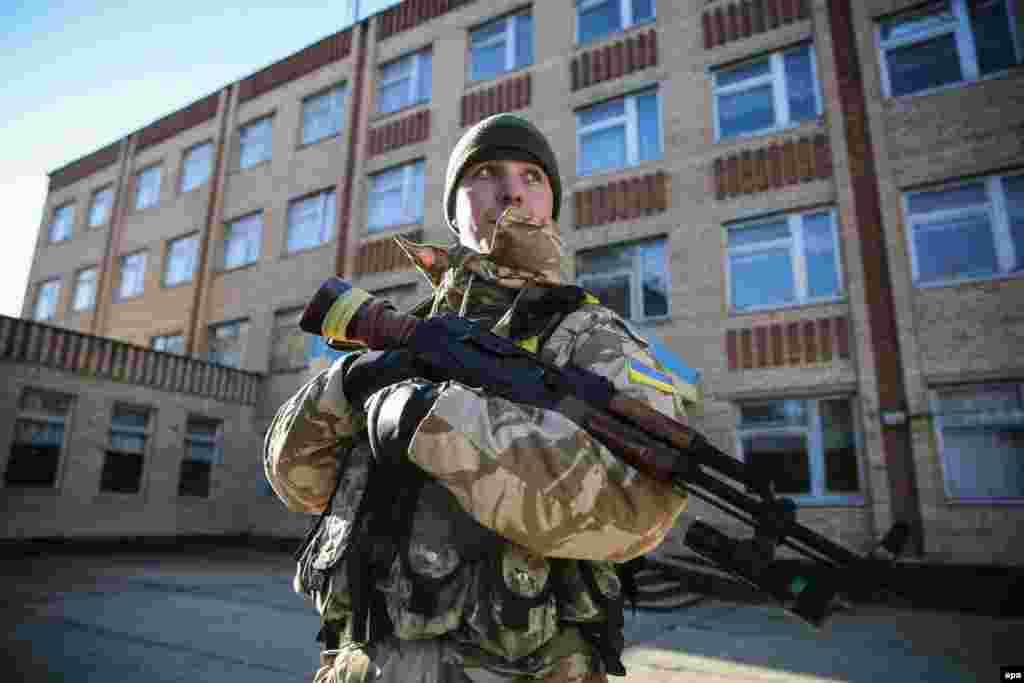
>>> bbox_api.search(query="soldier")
[264,113,697,683]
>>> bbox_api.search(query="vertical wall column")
[827,0,923,554]
[187,85,237,357]
[335,20,371,277]
[92,136,136,337]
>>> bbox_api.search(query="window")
[134,165,162,210]
[179,416,222,498]
[577,0,655,44]
[33,279,61,321]
[48,204,74,243]
[469,10,533,82]
[932,382,1024,499]
[878,0,1022,98]
[576,87,661,176]
[5,389,71,488]
[377,49,432,115]
[72,267,97,312]
[180,141,213,193]
[367,160,425,231]
[905,172,1024,285]
[737,397,862,501]
[101,404,150,494]
[89,186,114,227]
[287,190,336,253]
[118,251,147,300]
[271,308,308,373]
[208,319,249,369]
[223,213,262,269]
[727,208,843,311]
[713,43,820,140]
[152,333,185,355]
[302,85,347,146]
[163,233,198,287]
[239,116,273,169]
[576,237,668,320]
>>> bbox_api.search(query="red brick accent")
[135,93,219,152]
[713,135,831,200]
[725,316,850,371]
[703,0,808,48]
[49,142,122,193]
[337,25,369,276]
[570,28,658,91]
[354,231,422,276]
[574,171,669,229]
[367,109,430,156]
[377,0,475,40]
[238,30,352,103]
[461,73,531,127]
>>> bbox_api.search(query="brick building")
[7,0,1023,565]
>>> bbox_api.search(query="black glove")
[342,349,427,409]
[364,379,440,467]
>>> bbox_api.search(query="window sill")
[372,101,430,125]
[576,157,665,183]
[466,64,533,91]
[282,240,334,259]
[232,159,272,175]
[884,65,1024,103]
[914,271,1023,292]
[115,293,145,303]
[574,17,657,51]
[131,203,161,215]
[298,131,342,151]
[944,497,1024,506]
[178,182,210,197]
[71,306,96,314]
[217,260,260,275]
[161,279,194,290]
[715,116,824,147]
[729,296,847,317]
[365,221,423,239]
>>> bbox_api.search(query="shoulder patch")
[627,358,675,394]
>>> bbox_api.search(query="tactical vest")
[293,284,643,678]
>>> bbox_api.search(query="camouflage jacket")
[264,254,694,680]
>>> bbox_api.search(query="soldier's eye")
[473,165,494,179]
[524,170,543,184]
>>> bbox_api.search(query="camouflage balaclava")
[443,113,562,234]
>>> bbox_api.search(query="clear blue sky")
[0,1,378,317]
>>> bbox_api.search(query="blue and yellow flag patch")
[627,358,676,394]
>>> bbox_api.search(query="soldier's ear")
[394,234,452,288]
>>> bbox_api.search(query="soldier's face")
[454,159,555,253]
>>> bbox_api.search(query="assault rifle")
[300,278,911,629]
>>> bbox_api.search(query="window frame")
[301,84,347,147]
[33,279,61,321]
[725,207,845,313]
[222,212,263,270]
[207,318,248,369]
[468,9,533,83]
[575,0,657,45]
[930,381,1024,502]
[179,415,223,498]
[88,186,114,228]
[101,403,152,495]
[163,232,199,287]
[286,189,337,254]
[711,43,822,142]
[377,48,432,115]
[735,394,866,506]
[180,141,214,194]
[575,236,670,322]
[4,388,73,490]
[118,250,147,301]
[366,159,426,232]
[903,171,1024,288]
[270,307,309,374]
[48,203,75,243]
[238,115,274,170]
[575,86,663,177]
[877,0,1023,99]
[72,266,98,313]
[151,333,185,355]
[134,164,162,211]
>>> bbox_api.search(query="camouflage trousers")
[313,637,607,683]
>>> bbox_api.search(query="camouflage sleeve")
[407,306,694,562]
[263,353,367,514]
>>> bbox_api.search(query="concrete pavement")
[0,548,1016,681]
